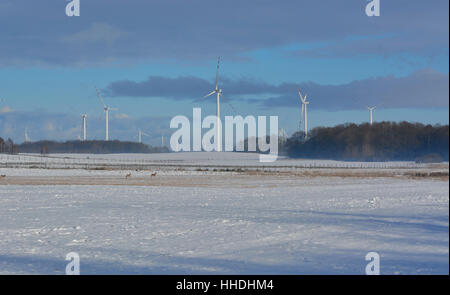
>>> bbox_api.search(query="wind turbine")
[297,88,310,139]
[138,129,149,144]
[95,88,118,141]
[278,128,288,144]
[24,128,31,143]
[367,106,376,126]
[81,114,87,141]
[204,57,227,152]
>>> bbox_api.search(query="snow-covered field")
[0,153,448,274]
[0,152,439,170]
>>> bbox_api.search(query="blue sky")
[0,0,448,145]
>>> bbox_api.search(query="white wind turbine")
[204,57,227,152]
[138,129,149,144]
[278,128,288,144]
[95,88,118,141]
[367,106,376,126]
[81,114,87,141]
[24,128,31,143]
[297,88,310,139]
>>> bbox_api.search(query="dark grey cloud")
[104,68,449,110]
[293,34,449,59]
[0,0,447,65]
[105,76,212,100]
[260,68,449,110]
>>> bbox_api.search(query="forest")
[283,122,449,162]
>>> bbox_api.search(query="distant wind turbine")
[367,106,376,126]
[24,128,31,143]
[297,88,310,139]
[95,88,118,141]
[138,129,149,144]
[81,114,87,141]
[278,128,288,144]
[204,57,229,152]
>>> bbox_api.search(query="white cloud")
[0,106,14,114]
[114,113,130,119]
[62,23,128,44]
[44,122,56,132]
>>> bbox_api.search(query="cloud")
[61,23,127,44]
[0,0,447,65]
[114,113,130,119]
[292,34,449,59]
[104,68,449,110]
[44,122,56,132]
[260,68,449,110]
[104,76,212,99]
[0,106,14,114]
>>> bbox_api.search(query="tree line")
[283,122,449,162]
[0,139,169,154]
[2,121,449,161]
[0,137,19,154]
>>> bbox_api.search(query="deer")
[125,173,132,179]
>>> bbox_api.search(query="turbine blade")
[215,57,220,90]
[95,87,107,108]
[204,90,216,98]
[297,87,306,103]
[219,93,236,113]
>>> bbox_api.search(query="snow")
[0,170,448,274]
[1,152,439,170]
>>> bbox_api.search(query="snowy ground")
[1,152,441,170]
[0,164,448,274]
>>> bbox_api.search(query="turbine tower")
[297,88,310,139]
[138,129,149,144]
[95,88,118,141]
[278,128,288,144]
[204,57,226,152]
[81,114,87,141]
[24,128,31,143]
[367,106,376,126]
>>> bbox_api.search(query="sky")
[0,0,448,146]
